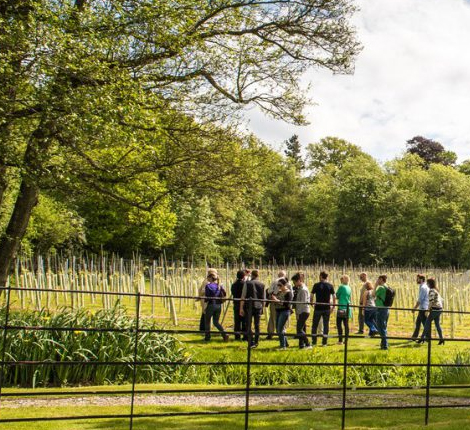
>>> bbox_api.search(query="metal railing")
[1,285,470,429]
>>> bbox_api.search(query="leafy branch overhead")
[0,0,361,284]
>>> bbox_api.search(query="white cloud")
[245,0,470,162]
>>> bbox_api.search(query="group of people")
[197,269,445,350]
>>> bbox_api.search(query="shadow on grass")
[66,408,470,430]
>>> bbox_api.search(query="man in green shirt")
[375,275,389,350]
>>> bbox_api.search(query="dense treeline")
[3,134,470,268]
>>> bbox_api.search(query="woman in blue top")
[336,275,352,345]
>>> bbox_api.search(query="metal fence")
[1,285,470,429]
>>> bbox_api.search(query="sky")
[245,0,470,163]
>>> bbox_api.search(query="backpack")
[383,285,396,307]
[291,286,299,311]
[216,285,227,304]
[249,282,264,310]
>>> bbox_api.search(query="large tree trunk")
[0,122,50,288]
[0,164,7,210]
[0,179,38,287]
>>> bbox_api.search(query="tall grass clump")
[437,350,470,385]
[0,304,191,387]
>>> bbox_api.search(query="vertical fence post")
[0,284,12,407]
[425,321,432,426]
[244,298,253,430]
[129,292,141,430]
[341,303,350,430]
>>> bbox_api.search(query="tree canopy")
[406,136,457,168]
[0,0,361,284]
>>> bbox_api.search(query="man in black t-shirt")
[240,269,265,348]
[310,271,336,346]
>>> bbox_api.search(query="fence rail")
[1,285,470,429]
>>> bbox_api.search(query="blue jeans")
[376,308,389,349]
[276,309,291,348]
[296,312,310,348]
[336,315,349,343]
[421,309,444,341]
[311,309,331,345]
[412,310,427,339]
[364,308,378,335]
[204,303,226,340]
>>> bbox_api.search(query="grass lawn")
[0,403,470,430]
[2,293,470,429]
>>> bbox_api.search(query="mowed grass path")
[0,404,470,430]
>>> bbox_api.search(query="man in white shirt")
[411,274,429,340]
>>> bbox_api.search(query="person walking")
[361,281,379,337]
[266,270,289,340]
[336,275,352,345]
[240,269,265,348]
[271,278,293,350]
[204,273,229,342]
[374,274,390,350]
[411,274,429,341]
[310,271,336,346]
[356,273,369,334]
[291,272,311,349]
[418,278,445,345]
[197,268,218,332]
[231,270,247,341]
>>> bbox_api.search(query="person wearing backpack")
[197,268,218,332]
[418,278,445,345]
[374,274,390,350]
[204,273,229,342]
[240,269,265,348]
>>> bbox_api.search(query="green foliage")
[381,156,470,266]
[76,194,176,256]
[220,207,265,261]
[263,163,307,260]
[284,134,305,170]
[170,194,222,260]
[306,136,367,174]
[0,305,190,387]
[333,155,387,262]
[23,194,86,255]
[186,339,468,388]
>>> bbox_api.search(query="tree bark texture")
[0,179,38,287]
[0,124,49,288]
